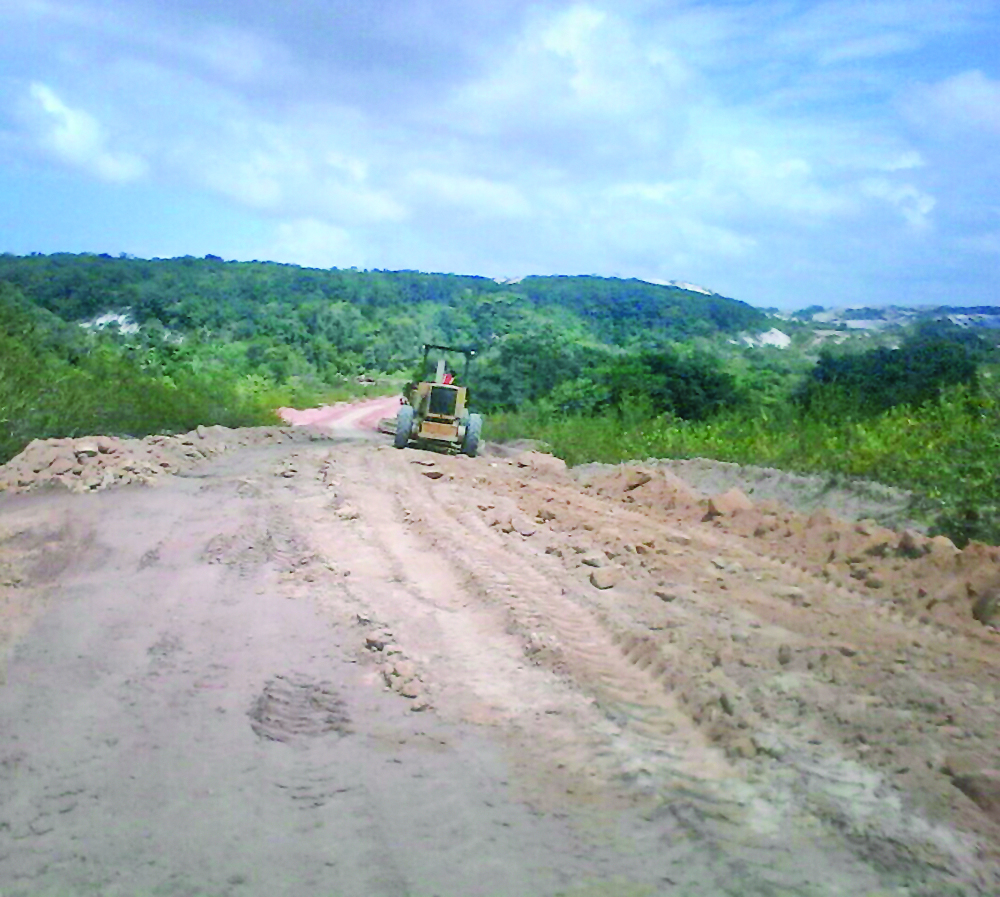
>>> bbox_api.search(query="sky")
[0,0,998,310]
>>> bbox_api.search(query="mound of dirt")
[574,460,1000,633]
[0,425,330,495]
[651,457,922,530]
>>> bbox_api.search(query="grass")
[489,380,1000,547]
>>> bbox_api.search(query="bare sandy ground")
[1,398,999,896]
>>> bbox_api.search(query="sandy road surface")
[276,396,403,432]
[1,399,999,896]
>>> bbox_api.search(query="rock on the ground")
[928,535,960,568]
[752,732,788,760]
[399,680,423,699]
[972,587,1000,627]
[512,516,537,537]
[728,736,758,759]
[806,509,837,529]
[660,528,692,546]
[392,660,417,681]
[515,452,567,475]
[624,469,653,491]
[705,488,754,519]
[589,566,622,590]
[948,767,1000,823]
[898,529,927,558]
[365,631,392,651]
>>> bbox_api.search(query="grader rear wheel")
[462,413,483,457]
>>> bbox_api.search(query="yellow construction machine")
[395,344,482,457]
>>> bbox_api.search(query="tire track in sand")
[323,446,899,897]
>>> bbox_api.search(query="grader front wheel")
[394,405,414,449]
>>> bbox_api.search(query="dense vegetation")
[0,283,283,462]
[2,251,999,547]
[795,335,980,416]
[0,253,763,384]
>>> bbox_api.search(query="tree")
[796,338,978,416]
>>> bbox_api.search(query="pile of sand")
[0,425,329,494]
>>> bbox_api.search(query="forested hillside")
[0,253,763,372]
[0,252,769,430]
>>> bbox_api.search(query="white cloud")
[450,2,690,154]
[908,70,1000,135]
[957,231,1000,255]
[25,82,146,181]
[772,0,986,61]
[861,178,935,228]
[540,4,607,58]
[115,74,410,224]
[196,147,287,210]
[182,24,280,83]
[0,0,92,26]
[708,145,850,217]
[818,32,919,64]
[651,109,864,224]
[192,138,407,224]
[404,170,531,218]
[268,218,361,269]
[881,150,924,171]
[325,152,368,184]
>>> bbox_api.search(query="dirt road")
[276,395,403,432]
[1,399,999,896]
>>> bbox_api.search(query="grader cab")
[395,344,483,457]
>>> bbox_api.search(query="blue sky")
[0,0,997,310]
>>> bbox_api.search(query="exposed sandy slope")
[1,398,998,896]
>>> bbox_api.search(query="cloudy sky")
[1,0,998,309]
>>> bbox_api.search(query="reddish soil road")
[277,395,402,432]
[1,398,999,896]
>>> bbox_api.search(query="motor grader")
[395,344,483,457]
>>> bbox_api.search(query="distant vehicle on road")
[395,344,482,457]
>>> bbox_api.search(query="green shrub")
[796,337,979,417]
[0,290,277,463]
